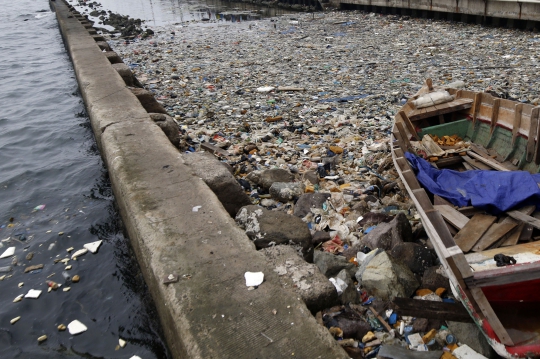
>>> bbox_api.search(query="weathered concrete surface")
[51,1,349,358]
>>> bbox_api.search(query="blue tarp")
[405,152,540,214]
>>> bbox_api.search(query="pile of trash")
[97,8,536,358]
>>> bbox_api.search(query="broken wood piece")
[507,209,540,230]
[497,206,536,247]
[422,135,445,157]
[435,205,469,230]
[466,151,510,171]
[276,86,305,92]
[512,103,523,146]
[368,307,393,333]
[398,110,418,141]
[392,297,472,323]
[527,106,540,162]
[434,195,453,206]
[454,213,497,252]
[461,155,491,170]
[471,222,517,252]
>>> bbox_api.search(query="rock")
[357,212,392,226]
[314,250,355,278]
[128,87,167,114]
[354,248,383,284]
[246,168,294,190]
[303,170,319,185]
[269,182,305,202]
[103,51,123,64]
[361,251,419,301]
[236,205,313,261]
[336,269,358,304]
[335,318,371,341]
[421,266,451,292]
[344,213,412,258]
[293,193,331,218]
[68,320,88,335]
[181,152,251,217]
[149,113,180,148]
[390,242,433,275]
[446,321,495,358]
[112,63,137,86]
[261,245,338,312]
[312,231,331,246]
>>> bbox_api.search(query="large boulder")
[269,182,305,202]
[261,245,338,312]
[343,213,412,259]
[149,113,180,148]
[447,321,496,358]
[236,205,313,261]
[181,152,251,217]
[314,250,356,278]
[421,266,451,292]
[246,168,294,190]
[361,251,419,301]
[129,87,167,114]
[390,242,434,276]
[294,193,331,218]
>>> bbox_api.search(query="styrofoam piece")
[0,247,15,259]
[453,344,488,359]
[25,289,42,299]
[244,271,264,287]
[71,248,88,260]
[68,320,88,335]
[83,240,102,254]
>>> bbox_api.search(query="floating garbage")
[24,289,42,299]
[0,247,15,259]
[83,240,102,253]
[67,319,88,335]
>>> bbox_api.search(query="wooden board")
[526,106,540,162]
[512,103,523,146]
[461,155,491,170]
[409,98,473,121]
[433,156,463,168]
[434,195,453,206]
[398,110,418,141]
[454,214,497,252]
[472,92,482,124]
[490,98,501,134]
[471,222,517,252]
[392,297,473,323]
[466,151,510,171]
[507,210,540,230]
[434,205,469,230]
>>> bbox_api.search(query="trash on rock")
[244,271,264,287]
[67,319,88,335]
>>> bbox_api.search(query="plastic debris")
[0,247,15,259]
[71,248,88,260]
[192,205,202,212]
[244,271,264,287]
[24,289,42,299]
[83,240,102,253]
[67,320,88,335]
[10,316,21,324]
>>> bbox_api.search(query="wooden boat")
[392,78,540,358]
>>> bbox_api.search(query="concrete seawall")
[49,0,349,357]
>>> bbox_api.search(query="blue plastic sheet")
[405,152,540,214]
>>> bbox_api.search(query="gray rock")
[112,63,137,87]
[357,212,392,226]
[96,41,111,51]
[334,318,371,341]
[181,152,251,217]
[421,266,451,292]
[293,193,331,218]
[103,51,123,64]
[303,170,319,185]
[314,250,355,278]
[261,245,338,312]
[246,168,294,190]
[236,205,313,261]
[447,321,496,358]
[312,231,331,246]
[361,251,419,301]
[390,242,433,275]
[344,213,412,259]
[354,248,383,284]
[129,87,167,114]
[336,269,358,304]
[149,113,180,148]
[269,182,305,202]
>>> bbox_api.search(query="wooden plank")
[401,170,421,190]
[398,110,418,141]
[467,151,510,171]
[468,287,514,346]
[435,205,469,230]
[471,222,517,252]
[507,210,540,230]
[392,297,473,323]
[462,162,474,171]
[424,210,460,249]
[434,195,453,206]
[498,206,536,247]
[512,103,523,146]
[392,129,407,154]
[490,98,501,134]
[526,106,540,162]
[433,156,463,168]
[535,107,540,164]
[396,121,414,154]
[457,206,484,217]
[465,261,540,288]
[454,213,497,252]
[472,92,482,124]
[461,155,491,170]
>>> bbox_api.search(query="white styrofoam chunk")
[25,289,42,299]
[0,247,15,259]
[68,320,88,335]
[244,271,264,287]
[71,248,88,260]
[83,240,102,254]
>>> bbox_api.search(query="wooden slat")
[398,110,418,141]
[395,121,414,154]
[526,106,540,162]
[462,162,474,171]
[435,205,469,230]
[467,151,510,171]
[433,156,463,168]
[424,210,460,249]
[469,287,514,346]
[472,92,482,124]
[454,213,497,252]
[535,107,540,164]
[458,206,484,217]
[392,129,407,154]
[401,170,421,190]
[490,98,500,134]
[392,297,473,323]
[512,103,523,146]
[465,261,540,288]
[434,195,453,206]
[498,206,536,247]
[471,222,517,252]
[507,210,540,230]
[461,155,491,170]
[409,99,473,121]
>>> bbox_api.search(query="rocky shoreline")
[71,3,540,357]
